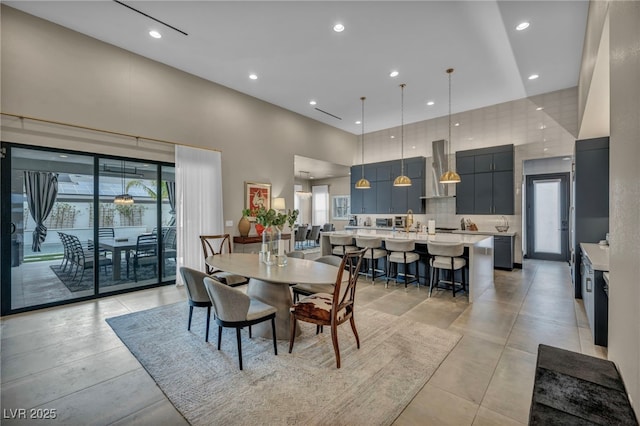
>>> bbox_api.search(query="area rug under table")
[106,302,461,426]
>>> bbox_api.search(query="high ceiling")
[5,1,588,136]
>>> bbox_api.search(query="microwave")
[376,218,393,227]
[394,216,405,227]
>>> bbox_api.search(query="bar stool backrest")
[329,234,355,246]
[355,237,383,249]
[385,238,415,252]
[427,242,464,257]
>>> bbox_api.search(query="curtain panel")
[175,146,223,284]
[24,171,59,252]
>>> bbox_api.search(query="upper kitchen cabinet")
[456,144,514,215]
[351,157,425,214]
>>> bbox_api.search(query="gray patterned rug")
[106,302,461,426]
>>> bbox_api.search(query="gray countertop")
[580,242,610,271]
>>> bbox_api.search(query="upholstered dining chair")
[294,225,308,250]
[203,276,278,370]
[427,242,467,297]
[289,249,365,368]
[199,234,248,286]
[306,225,321,248]
[179,266,213,341]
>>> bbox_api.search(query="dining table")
[206,253,340,340]
[98,238,138,280]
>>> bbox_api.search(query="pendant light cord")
[361,96,366,176]
[400,83,405,175]
[447,68,454,165]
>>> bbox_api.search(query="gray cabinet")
[456,144,514,215]
[494,235,514,270]
[573,137,609,298]
[352,157,425,214]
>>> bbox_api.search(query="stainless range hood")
[421,139,454,199]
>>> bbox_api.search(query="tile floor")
[0,259,606,425]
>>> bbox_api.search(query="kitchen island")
[320,230,494,303]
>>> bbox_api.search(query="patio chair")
[133,234,158,282]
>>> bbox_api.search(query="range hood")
[421,139,454,199]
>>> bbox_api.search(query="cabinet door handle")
[586,278,592,293]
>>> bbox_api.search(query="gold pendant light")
[355,96,371,189]
[439,68,461,184]
[393,83,411,187]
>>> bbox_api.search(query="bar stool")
[329,234,358,257]
[385,238,420,288]
[427,242,466,297]
[355,237,387,284]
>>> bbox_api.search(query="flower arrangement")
[242,207,299,234]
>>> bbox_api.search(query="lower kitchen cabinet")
[494,235,514,270]
[581,251,608,347]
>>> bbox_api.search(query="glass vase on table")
[261,227,281,266]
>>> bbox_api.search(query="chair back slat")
[200,234,232,274]
[333,249,366,313]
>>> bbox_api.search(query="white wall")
[0,6,358,239]
[607,1,640,414]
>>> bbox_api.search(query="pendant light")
[114,160,134,205]
[355,96,371,189]
[393,83,411,187]
[439,68,461,184]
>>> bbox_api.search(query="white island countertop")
[319,230,494,303]
[325,229,493,245]
[580,243,610,271]
[452,230,518,237]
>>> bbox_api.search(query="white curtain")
[312,185,329,226]
[175,145,223,284]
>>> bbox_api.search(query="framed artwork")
[245,182,271,212]
[332,195,350,220]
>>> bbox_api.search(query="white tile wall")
[356,87,579,264]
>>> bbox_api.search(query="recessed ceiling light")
[536,107,544,111]
[389,70,399,78]
[516,22,530,31]
[309,176,315,179]
[309,100,317,105]
[528,74,539,80]
[249,73,258,80]
[426,101,435,106]
[539,125,547,129]
[333,23,345,32]
[149,30,162,39]
[543,147,549,152]
[454,122,460,127]
[355,120,361,124]
[411,145,416,149]
[390,135,395,139]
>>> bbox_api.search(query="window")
[312,185,329,225]
[332,195,350,220]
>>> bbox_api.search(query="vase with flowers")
[249,207,299,265]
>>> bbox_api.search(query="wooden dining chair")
[289,249,366,368]
[199,234,248,286]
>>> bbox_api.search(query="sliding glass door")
[1,143,175,315]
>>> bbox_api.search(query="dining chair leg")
[217,326,223,350]
[331,323,341,369]
[187,305,194,331]
[205,306,211,342]
[288,314,297,353]
[349,316,360,349]
[271,318,278,355]
[236,328,243,370]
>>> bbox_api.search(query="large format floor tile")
[0,259,599,424]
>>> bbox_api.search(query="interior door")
[526,173,570,261]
